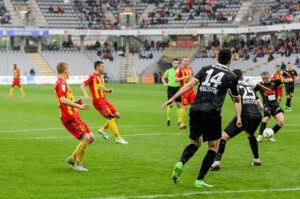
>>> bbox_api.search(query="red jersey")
[83,72,106,100]
[54,77,80,122]
[272,72,283,88]
[176,66,193,87]
[13,68,20,79]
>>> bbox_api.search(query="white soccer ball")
[263,128,274,139]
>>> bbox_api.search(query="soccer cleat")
[166,120,170,126]
[195,180,213,188]
[268,136,277,142]
[66,157,76,166]
[177,122,181,126]
[116,138,128,144]
[7,94,12,98]
[286,107,292,112]
[171,162,184,184]
[21,94,26,98]
[257,135,263,142]
[252,159,262,166]
[209,162,220,171]
[179,124,187,129]
[73,164,88,171]
[98,129,109,140]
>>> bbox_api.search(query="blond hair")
[57,62,69,74]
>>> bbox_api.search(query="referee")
[162,58,182,126]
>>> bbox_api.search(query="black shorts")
[224,115,262,138]
[285,85,294,97]
[189,109,221,142]
[168,86,181,102]
[263,105,284,118]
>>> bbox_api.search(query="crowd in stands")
[74,0,119,29]
[0,3,11,24]
[86,40,117,61]
[195,35,300,64]
[258,0,300,25]
[143,40,170,51]
[140,0,240,28]
[47,40,75,51]
[49,5,64,14]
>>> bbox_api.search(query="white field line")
[0,125,160,134]
[0,132,186,140]
[89,187,300,199]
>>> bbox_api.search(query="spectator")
[281,62,286,71]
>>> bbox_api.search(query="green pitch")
[0,84,299,199]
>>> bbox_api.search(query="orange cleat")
[179,124,187,129]
[7,94,12,98]
[21,94,26,98]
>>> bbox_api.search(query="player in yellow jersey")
[7,64,25,98]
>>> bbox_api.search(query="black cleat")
[167,120,170,126]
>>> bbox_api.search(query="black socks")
[272,124,281,134]
[215,139,226,161]
[248,135,259,159]
[180,144,198,165]
[197,150,217,180]
[259,122,267,136]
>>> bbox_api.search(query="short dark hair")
[218,48,231,65]
[94,61,103,69]
[233,69,243,80]
[276,65,280,68]
[287,62,291,65]
[172,58,179,62]
[261,71,269,76]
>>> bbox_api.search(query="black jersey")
[236,82,261,118]
[283,69,298,86]
[254,79,282,107]
[192,63,239,113]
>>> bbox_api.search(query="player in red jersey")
[80,61,128,144]
[54,62,94,171]
[7,64,26,98]
[175,57,196,129]
[272,65,283,104]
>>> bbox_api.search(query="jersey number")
[202,69,225,88]
[241,86,256,100]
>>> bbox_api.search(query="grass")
[0,84,299,199]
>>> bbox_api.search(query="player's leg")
[19,86,26,98]
[166,102,173,126]
[277,88,282,104]
[176,102,182,126]
[7,85,15,97]
[272,112,284,137]
[195,139,219,188]
[210,132,230,171]
[246,132,261,165]
[285,86,293,111]
[171,110,202,184]
[257,111,270,142]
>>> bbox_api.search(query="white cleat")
[66,156,76,166]
[268,136,277,142]
[98,129,109,140]
[73,164,88,171]
[257,135,263,142]
[252,158,262,166]
[116,138,128,144]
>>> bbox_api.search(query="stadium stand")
[0,50,42,75]
[0,0,11,25]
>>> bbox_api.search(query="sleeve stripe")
[193,78,199,82]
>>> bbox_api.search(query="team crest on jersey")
[62,84,66,92]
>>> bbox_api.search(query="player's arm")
[59,96,90,110]
[80,83,91,101]
[161,76,168,87]
[230,79,242,127]
[175,75,191,82]
[257,100,264,111]
[104,88,113,93]
[161,79,197,110]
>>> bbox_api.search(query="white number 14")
[202,69,225,88]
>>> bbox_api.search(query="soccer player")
[272,65,283,104]
[162,58,182,126]
[210,69,263,171]
[54,62,94,171]
[7,64,26,98]
[255,72,289,142]
[162,48,241,188]
[283,62,299,112]
[80,61,128,144]
[175,57,196,129]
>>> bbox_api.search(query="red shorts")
[181,89,196,106]
[277,87,283,97]
[62,118,91,139]
[12,78,21,87]
[93,98,117,117]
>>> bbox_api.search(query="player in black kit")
[255,71,289,142]
[210,69,264,171]
[162,48,241,188]
[283,62,299,112]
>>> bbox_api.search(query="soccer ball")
[263,128,274,139]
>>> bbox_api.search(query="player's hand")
[186,75,191,80]
[74,99,82,105]
[84,95,90,101]
[161,99,173,110]
[236,117,242,128]
[107,89,113,93]
[79,104,90,111]
[163,83,168,87]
